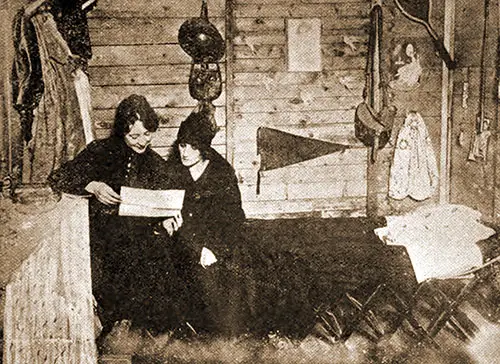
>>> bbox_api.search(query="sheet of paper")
[118,187,185,217]
[287,18,322,72]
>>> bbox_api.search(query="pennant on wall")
[256,127,349,193]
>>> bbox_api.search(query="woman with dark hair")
[165,111,247,337]
[49,94,183,337]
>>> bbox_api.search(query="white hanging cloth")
[74,69,94,144]
[389,111,438,201]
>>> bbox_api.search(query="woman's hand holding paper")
[162,211,183,236]
[85,181,122,206]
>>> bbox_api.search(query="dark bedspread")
[236,217,418,338]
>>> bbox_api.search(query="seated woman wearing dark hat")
[49,94,184,339]
[165,111,247,337]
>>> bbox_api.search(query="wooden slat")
[234,3,368,18]
[93,107,227,129]
[238,162,367,184]
[236,109,357,127]
[233,70,365,87]
[91,85,226,109]
[233,32,286,46]
[90,0,226,18]
[89,45,191,67]
[234,18,285,32]
[234,95,362,113]
[89,17,225,46]
[89,64,187,86]
[242,196,366,218]
[234,45,284,59]
[233,56,365,72]
[233,83,363,100]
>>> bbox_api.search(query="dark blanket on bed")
[234,217,418,338]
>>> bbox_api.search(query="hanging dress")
[389,111,439,201]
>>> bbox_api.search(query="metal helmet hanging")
[178,0,225,63]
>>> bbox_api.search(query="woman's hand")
[162,211,183,236]
[200,247,217,268]
[85,181,122,205]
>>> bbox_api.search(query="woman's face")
[179,142,203,167]
[124,120,153,154]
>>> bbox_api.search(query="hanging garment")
[389,112,438,201]
[28,12,86,184]
[74,69,94,144]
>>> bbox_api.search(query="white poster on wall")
[287,18,322,72]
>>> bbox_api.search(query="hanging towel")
[389,112,438,201]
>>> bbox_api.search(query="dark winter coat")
[49,136,182,332]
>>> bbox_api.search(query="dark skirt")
[91,224,184,334]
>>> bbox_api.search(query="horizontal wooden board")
[89,45,191,67]
[92,106,227,129]
[234,18,285,33]
[242,196,366,218]
[233,43,367,60]
[287,180,346,199]
[90,0,226,18]
[89,64,226,86]
[89,17,225,46]
[235,109,357,126]
[234,45,284,59]
[233,83,363,100]
[233,70,365,87]
[233,33,286,46]
[238,162,367,184]
[234,3,369,18]
[232,58,285,73]
[234,95,362,113]
[234,16,369,33]
[91,85,226,109]
[232,56,365,73]
[240,183,288,201]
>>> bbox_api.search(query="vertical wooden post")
[0,0,12,182]
[493,0,500,223]
[366,0,383,218]
[225,0,236,165]
[439,0,455,204]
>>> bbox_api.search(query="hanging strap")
[476,0,490,134]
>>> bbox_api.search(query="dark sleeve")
[48,140,103,195]
[206,165,245,257]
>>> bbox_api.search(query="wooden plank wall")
[371,0,445,216]
[229,0,370,218]
[450,0,499,223]
[87,0,450,219]
[87,0,227,159]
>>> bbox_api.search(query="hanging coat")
[28,11,87,184]
[389,112,438,201]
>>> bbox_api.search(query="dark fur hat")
[177,110,216,150]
